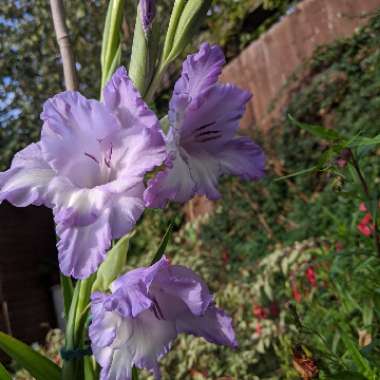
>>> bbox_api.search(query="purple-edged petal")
[90,293,119,348]
[179,84,251,147]
[176,304,237,349]
[219,137,265,180]
[152,264,213,317]
[110,126,167,179]
[0,143,55,207]
[56,208,112,279]
[170,43,225,117]
[143,145,196,208]
[40,91,120,188]
[108,183,145,239]
[48,176,110,226]
[92,308,176,380]
[103,67,160,132]
[110,257,170,317]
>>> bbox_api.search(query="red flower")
[357,213,375,237]
[305,266,317,288]
[359,202,368,212]
[252,304,268,320]
[292,283,302,303]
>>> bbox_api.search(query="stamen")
[84,152,99,164]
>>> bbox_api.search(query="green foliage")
[92,234,130,292]
[0,332,61,380]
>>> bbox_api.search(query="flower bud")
[140,0,156,32]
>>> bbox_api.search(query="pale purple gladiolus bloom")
[140,0,156,31]
[0,67,166,279]
[89,256,237,380]
[144,43,265,208]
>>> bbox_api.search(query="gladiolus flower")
[0,67,166,279]
[89,256,237,380]
[144,43,265,208]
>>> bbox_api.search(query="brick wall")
[221,0,380,131]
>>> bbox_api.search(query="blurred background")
[1,0,380,379]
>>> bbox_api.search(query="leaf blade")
[0,332,61,380]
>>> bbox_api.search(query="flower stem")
[49,0,79,91]
[350,150,380,257]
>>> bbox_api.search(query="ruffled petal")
[40,91,120,188]
[108,183,145,239]
[103,67,160,132]
[111,126,167,179]
[56,208,112,279]
[0,143,55,207]
[176,304,237,349]
[48,176,110,226]
[170,43,225,120]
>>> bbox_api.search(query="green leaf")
[168,0,212,63]
[348,134,380,147]
[275,166,318,181]
[60,274,74,320]
[103,43,122,87]
[328,372,367,380]
[339,325,371,375]
[0,332,61,380]
[0,361,11,380]
[151,222,173,265]
[92,234,130,292]
[288,114,343,141]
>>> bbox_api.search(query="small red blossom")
[357,213,375,237]
[359,202,368,212]
[305,266,317,288]
[292,283,302,303]
[252,304,268,320]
